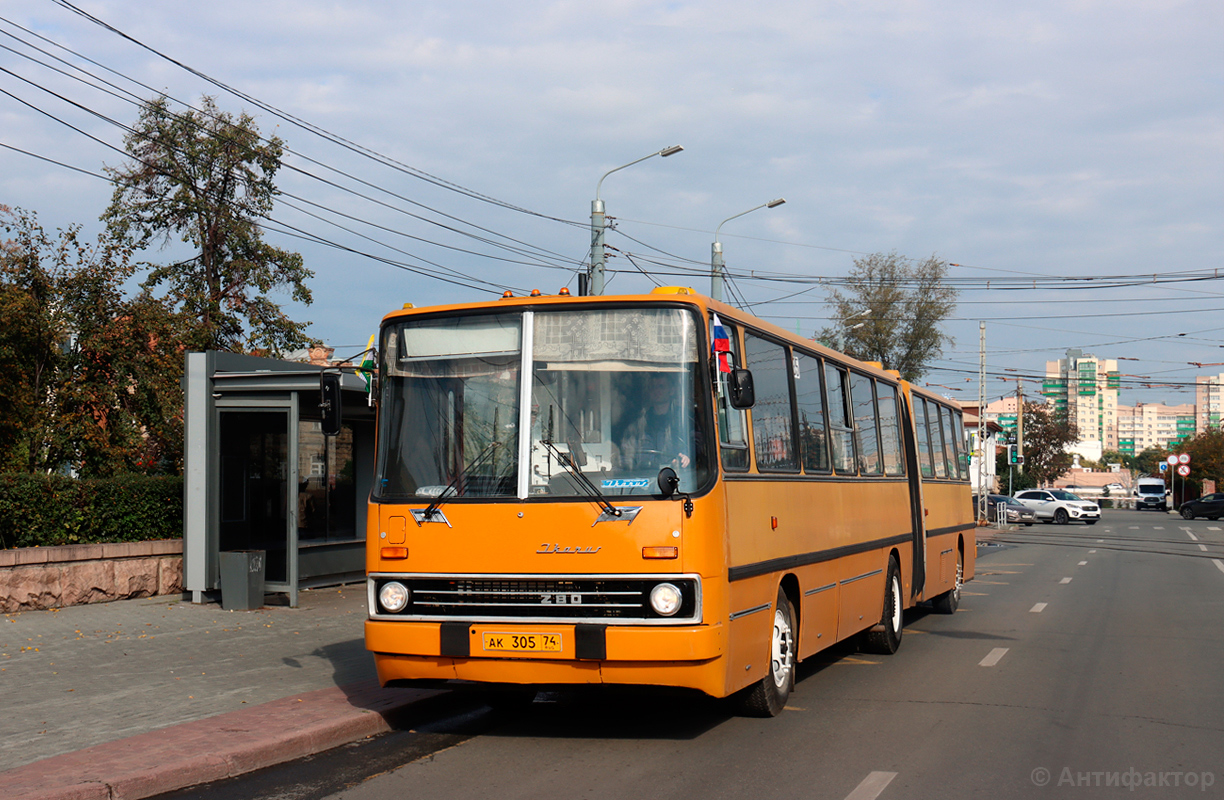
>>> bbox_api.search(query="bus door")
[897,391,926,600]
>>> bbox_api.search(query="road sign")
[1178,453,1190,465]
[1166,455,1179,465]
[1177,464,1190,477]
[1159,463,1168,472]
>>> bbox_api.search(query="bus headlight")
[650,583,682,617]
[379,581,410,613]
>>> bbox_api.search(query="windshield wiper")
[540,439,620,518]
[421,441,503,522]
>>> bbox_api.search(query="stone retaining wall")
[0,540,183,613]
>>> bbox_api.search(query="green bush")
[0,474,182,549]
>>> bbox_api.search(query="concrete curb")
[2,680,442,800]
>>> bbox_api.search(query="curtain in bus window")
[939,404,960,481]
[712,318,749,471]
[745,333,797,471]
[849,373,882,475]
[915,397,935,478]
[951,410,968,479]
[794,350,829,473]
[876,383,904,476]
[824,362,856,473]
[930,402,949,478]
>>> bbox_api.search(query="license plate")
[482,632,562,653]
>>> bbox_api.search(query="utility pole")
[1016,377,1025,475]
[977,321,987,523]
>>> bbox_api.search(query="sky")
[1,0,1222,409]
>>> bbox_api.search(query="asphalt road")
[161,509,1224,800]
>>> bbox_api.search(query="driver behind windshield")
[615,372,693,470]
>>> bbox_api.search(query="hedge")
[0,473,183,550]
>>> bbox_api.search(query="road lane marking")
[1129,526,1139,529]
[979,647,1009,667]
[1030,603,1047,612]
[1187,531,1199,541]
[1154,526,1164,530]
[1215,560,1224,575]
[1200,544,1209,552]
[1097,539,1104,543]
[1089,550,1097,553]
[1078,560,1087,565]
[1209,526,1221,531]
[1060,577,1072,584]
[845,771,898,800]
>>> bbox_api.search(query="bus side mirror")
[729,368,755,409]
[658,467,679,498]
[320,372,342,436]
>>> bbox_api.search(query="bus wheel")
[735,586,796,717]
[862,556,903,655]
[932,548,962,614]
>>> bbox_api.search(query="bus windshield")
[375,305,712,501]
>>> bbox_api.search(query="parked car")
[975,494,1037,526]
[1104,483,1125,493]
[1179,493,1224,521]
[1013,489,1101,525]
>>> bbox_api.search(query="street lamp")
[711,198,786,303]
[588,145,684,295]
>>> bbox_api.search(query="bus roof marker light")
[501,291,514,299]
[530,289,542,296]
[558,287,571,296]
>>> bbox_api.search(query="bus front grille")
[368,574,700,624]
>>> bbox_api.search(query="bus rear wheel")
[862,556,903,655]
[735,586,796,717]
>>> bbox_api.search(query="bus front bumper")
[366,619,726,696]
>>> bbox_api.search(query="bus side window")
[712,318,749,470]
[951,409,968,479]
[930,403,949,478]
[876,382,904,476]
[849,373,882,475]
[824,362,856,474]
[939,404,960,481]
[794,350,829,473]
[915,397,935,478]
[744,333,798,472]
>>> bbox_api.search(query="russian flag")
[711,313,731,373]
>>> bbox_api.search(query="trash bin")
[219,550,266,610]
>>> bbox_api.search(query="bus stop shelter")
[183,351,375,607]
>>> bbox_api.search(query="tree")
[103,95,313,355]
[1132,446,1168,478]
[0,207,185,476]
[818,252,957,381]
[1019,401,1078,487]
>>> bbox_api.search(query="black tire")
[1054,508,1069,525]
[1181,507,1195,520]
[735,586,797,717]
[1024,522,1034,527]
[862,556,903,655]
[931,547,962,614]
[1085,520,1097,526]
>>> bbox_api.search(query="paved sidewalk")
[0,586,439,800]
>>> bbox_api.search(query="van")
[1135,477,1167,511]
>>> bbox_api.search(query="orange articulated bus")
[363,287,974,716]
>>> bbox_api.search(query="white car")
[1013,489,1101,525]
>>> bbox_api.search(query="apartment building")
[1197,373,1223,432]
[1116,402,1196,456]
[1043,349,1119,457]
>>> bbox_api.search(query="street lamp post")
[711,198,785,303]
[589,145,683,295]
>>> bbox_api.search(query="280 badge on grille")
[482,632,562,653]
